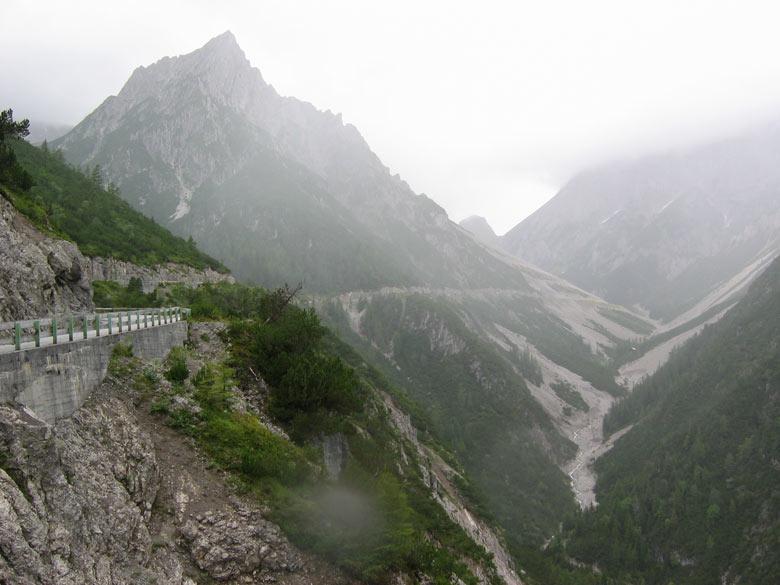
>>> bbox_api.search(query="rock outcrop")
[382,394,524,585]
[86,257,234,294]
[0,192,234,320]
[0,372,347,585]
[0,193,92,321]
[0,398,169,584]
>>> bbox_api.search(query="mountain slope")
[53,32,658,565]
[7,138,225,270]
[565,255,780,584]
[53,32,527,293]
[502,127,780,320]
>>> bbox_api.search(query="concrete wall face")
[0,322,187,424]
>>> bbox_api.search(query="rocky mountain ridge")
[54,32,531,292]
[501,124,780,321]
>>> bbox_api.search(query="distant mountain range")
[498,128,780,320]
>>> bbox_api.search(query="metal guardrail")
[0,307,191,354]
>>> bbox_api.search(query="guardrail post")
[34,320,41,347]
[68,316,74,341]
[108,313,113,335]
[83,315,88,339]
[118,311,123,333]
[14,322,21,351]
[51,318,58,345]
[144,310,148,328]
[136,310,140,330]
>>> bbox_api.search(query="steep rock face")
[86,257,234,294]
[0,379,341,584]
[0,399,168,584]
[0,193,92,320]
[382,395,524,585]
[502,125,780,320]
[0,192,235,320]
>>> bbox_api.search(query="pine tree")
[89,164,103,187]
[0,108,33,190]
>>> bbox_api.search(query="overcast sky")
[3,0,780,233]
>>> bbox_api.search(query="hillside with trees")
[1,110,225,270]
[562,255,780,584]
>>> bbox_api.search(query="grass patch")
[108,342,135,376]
[164,347,189,383]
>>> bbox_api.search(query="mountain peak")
[459,215,502,249]
[195,30,249,68]
[201,31,242,55]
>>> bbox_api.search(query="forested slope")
[5,138,225,270]
[565,255,780,584]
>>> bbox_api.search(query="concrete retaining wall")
[0,321,187,424]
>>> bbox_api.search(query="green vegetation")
[164,281,276,320]
[228,295,362,441]
[108,342,135,376]
[137,283,500,583]
[93,277,160,308]
[550,379,589,413]
[324,293,578,548]
[562,256,780,584]
[2,134,224,270]
[517,347,543,385]
[164,347,189,383]
[0,109,33,191]
[192,362,311,485]
[607,297,739,369]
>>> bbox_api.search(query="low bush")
[165,347,189,382]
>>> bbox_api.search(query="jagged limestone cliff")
[0,193,92,320]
